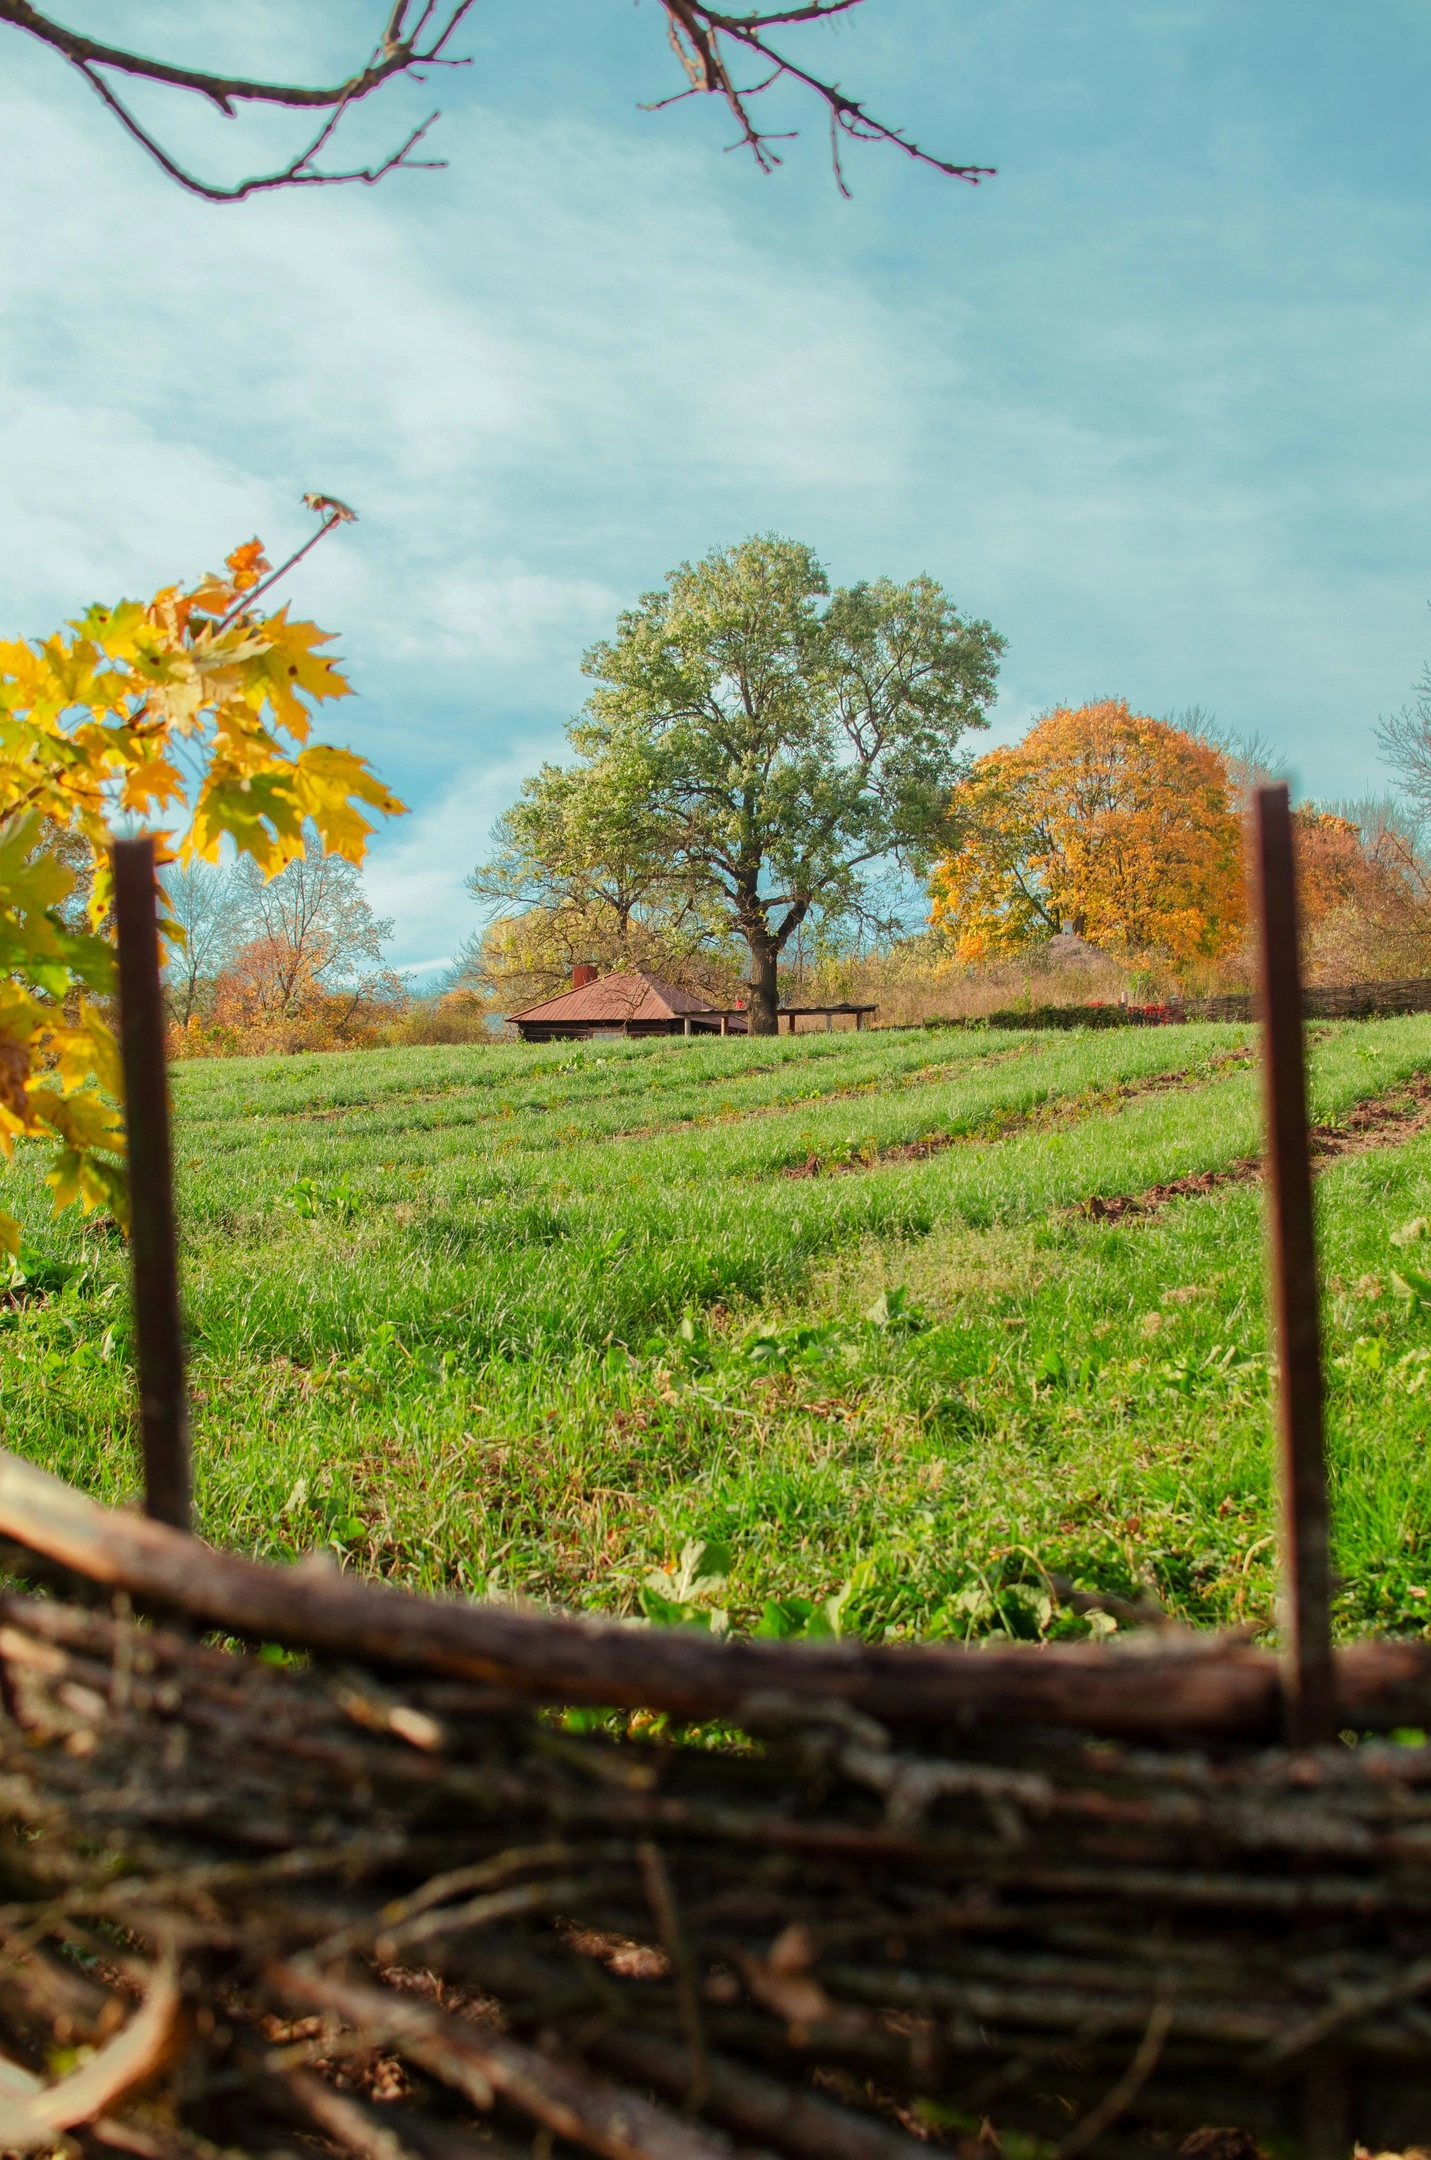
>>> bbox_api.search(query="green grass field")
[6,1015,1431,1650]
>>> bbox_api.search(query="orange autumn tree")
[1293,808,1396,933]
[1291,804,1431,980]
[930,699,1245,968]
[0,534,405,1249]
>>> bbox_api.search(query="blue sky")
[1,3,1428,974]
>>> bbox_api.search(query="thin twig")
[657,0,994,192]
[639,1841,710,2112]
[212,504,358,634]
[1051,2000,1174,2159]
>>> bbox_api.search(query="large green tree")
[472,756,693,946]
[465,756,738,1008]
[477,536,1004,1034]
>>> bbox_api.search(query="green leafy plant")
[1332,1334,1386,1378]
[1392,1264,1431,1314]
[753,1558,875,1640]
[2,1244,84,1301]
[863,1286,927,1332]
[640,1539,731,1632]
[1031,1345,1100,1390]
[283,1176,361,1222]
[283,1472,368,1553]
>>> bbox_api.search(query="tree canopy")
[930,700,1245,969]
[472,755,698,949]
[465,754,738,1012]
[474,535,1004,1032]
[229,829,395,1022]
[1291,801,1431,984]
[161,858,246,1028]
[1376,665,1431,831]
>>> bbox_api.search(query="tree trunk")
[746,937,779,1035]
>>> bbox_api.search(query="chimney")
[572,963,598,989]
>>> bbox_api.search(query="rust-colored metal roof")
[509,971,719,1025]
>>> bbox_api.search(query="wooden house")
[508,969,742,1042]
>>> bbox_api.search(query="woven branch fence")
[921,978,1431,1034]
[1,1456,1430,2160]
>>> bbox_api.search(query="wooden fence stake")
[1251,783,1336,1745]
[112,837,190,1533]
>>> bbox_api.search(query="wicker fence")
[924,977,1431,1033]
[1186,977,1431,1023]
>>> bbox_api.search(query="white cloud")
[360,745,559,976]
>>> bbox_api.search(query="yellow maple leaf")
[0,535,403,1240]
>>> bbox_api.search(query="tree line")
[135,530,1431,1058]
[457,535,1431,1030]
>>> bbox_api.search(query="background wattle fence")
[924,975,1431,1032]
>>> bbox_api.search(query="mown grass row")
[171,1025,1018,1135]
[173,1021,1242,1159]
[170,1016,1431,1366]
[4,1017,1431,1647]
[5,1018,1267,1380]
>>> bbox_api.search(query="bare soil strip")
[782,1049,1257,1179]
[1080,1070,1431,1222]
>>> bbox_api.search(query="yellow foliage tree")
[0,538,404,1249]
[930,699,1245,968]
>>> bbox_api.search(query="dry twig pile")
[2,1586,1430,2160]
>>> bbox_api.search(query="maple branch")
[214,499,359,633]
[0,1,991,202]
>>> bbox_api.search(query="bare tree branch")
[77,73,447,205]
[658,1,994,194]
[0,0,473,201]
[0,0,992,204]
[0,0,473,113]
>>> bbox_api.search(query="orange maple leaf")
[225,539,271,592]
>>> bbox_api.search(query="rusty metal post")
[112,837,190,1532]
[1250,784,1335,1745]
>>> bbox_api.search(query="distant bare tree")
[161,859,246,1026]
[1378,667,1431,829]
[0,2,990,203]
[1174,708,1288,813]
[231,831,394,1020]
